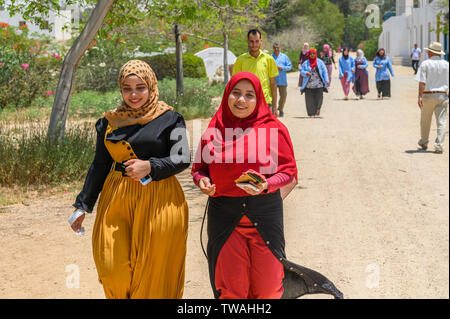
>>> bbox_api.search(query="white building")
[379,0,449,65]
[0,2,81,41]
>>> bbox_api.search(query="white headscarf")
[302,43,310,54]
[356,49,365,61]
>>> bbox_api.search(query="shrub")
[285,50,300,72]
[0,23,62,109]
[74,34,132,93]
[142,53,207,80]
[0,120,96,187]
[157,77,223,120]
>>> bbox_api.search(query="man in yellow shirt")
[231,29,279,116]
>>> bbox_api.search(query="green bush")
[0,23,62,109]
[285,50,300,72]
[142,53,207,80]
[157,77,223,120]
[358,39,379,61]
[74,35,131,93]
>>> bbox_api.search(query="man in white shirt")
[415,42,449,154]
[410,43,421,75]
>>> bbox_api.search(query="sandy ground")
[0,63,448,299]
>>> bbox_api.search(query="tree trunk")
[174,23,184,98]
[47,0,115,141]
[223,32,229,84]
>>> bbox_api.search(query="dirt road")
[0,64,448,299]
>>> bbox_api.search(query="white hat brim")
[425,47,446,55]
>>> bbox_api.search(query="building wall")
[0,9,72,41]
[379,1,448,63]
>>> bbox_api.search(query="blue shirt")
[373,56,394,81]
[299,59,329,92]
[339,56,355,82]
[271,52,292,86]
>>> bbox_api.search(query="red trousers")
[214,216,284,299]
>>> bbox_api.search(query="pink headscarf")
[322,44,332,57]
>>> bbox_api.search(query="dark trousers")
[355,79,362,96]
[304,88,324,116]
[376,80,391,98]
[412,60,419,74]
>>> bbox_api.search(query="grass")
[0,120,96,188]
[0,77,224,122]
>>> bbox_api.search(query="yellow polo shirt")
[232,50,279,104]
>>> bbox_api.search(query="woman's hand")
[71,214,85,232]
[306,72,312,77]
[199,177,216,196]
[241,181,268,196]
[69,209,85,233]
[124,159,151,181]
[238,170,268,196]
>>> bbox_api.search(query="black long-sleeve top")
[73,110,191,213]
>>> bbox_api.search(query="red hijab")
[191,71,298,197]
[308,48,317,70]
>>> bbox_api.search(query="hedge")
[142,53,207,80]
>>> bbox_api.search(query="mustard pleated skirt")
[92,170,188,299]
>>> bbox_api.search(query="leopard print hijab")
[104,60,173,128]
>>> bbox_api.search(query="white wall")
[0,9,72,41]
[380,1,447,62]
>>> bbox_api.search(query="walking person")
[272,42,292,117]
[298,42,310,87]
[232,29,279,116]
[415,42,449,154]
[352,49,370,99]
[410,43,422,75]
[300,48,329,117]
[191,71,343,300]
[69,60,190,299]
[373,48,394,99]
[338,48,355,100]
[320,44,336,85]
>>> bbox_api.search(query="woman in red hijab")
[192,71,343,299]
[299,49,330,117]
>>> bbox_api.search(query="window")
[413,0,420,8]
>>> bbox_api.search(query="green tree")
[261,0,345,49]
[342,14,366,49]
